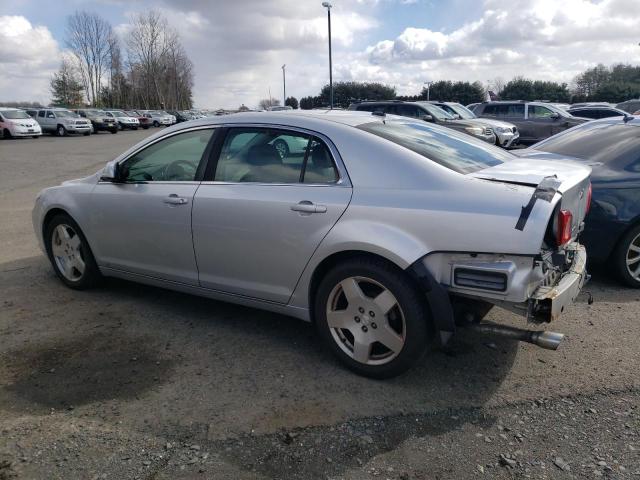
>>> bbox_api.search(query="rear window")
[533,122,640,169]
[358,120,513,174]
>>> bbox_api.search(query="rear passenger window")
[395,105,421,118]
[214,129,338,184]
[304,140,339,184]
[38,111,45,118]
[507,104,524,117]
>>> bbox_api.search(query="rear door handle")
[290,201,327,214]
[163,194,189,206]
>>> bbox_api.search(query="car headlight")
[464,126,484,136]
[495,126,508,133]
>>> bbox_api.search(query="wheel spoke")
[68,234,81,250]
[56,225,71,242]
[626,256,640,266]
[326,310,352,329]
[373,289,397,315]
[340,278,365,303]
[71,255,85,274]
[629,244,640,254]
[375,325,404,353]
[61,259,74,278]
[352,337,371,364]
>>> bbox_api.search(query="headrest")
[247,144,282,166]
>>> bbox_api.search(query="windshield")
[55,110,79,118]
[110,110,127,116]
[84,109,103,116]
[447,103,476,120]
[417,103,455,121]
[542,103,572,118]
[533,121,640,168]
[358,120,513,174]
[1,110,31,119]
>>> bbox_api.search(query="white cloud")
[0,15,61,103]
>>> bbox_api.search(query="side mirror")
[550,112,560,120]
[99,161,122,182]
[421,114,434,122]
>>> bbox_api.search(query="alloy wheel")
[625,232,640,281]
[326,276,406,366]
[51,224,85,282]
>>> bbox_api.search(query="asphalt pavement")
[0,130,638,479]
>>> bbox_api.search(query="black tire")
[153,120,160,127]
[57,125,67,137]
[32,135,40,139]
[3,128,13,139]
[44,214,102,290]
[83,131,91,136]
[110,128,118,134]
[132,126,138,130]
[314,257,431,378]
[613,223,640,288]
[143,126,149,130]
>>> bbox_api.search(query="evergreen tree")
[50,59,85,107]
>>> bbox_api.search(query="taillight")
[585,183,592,214]
[557,210,573,246]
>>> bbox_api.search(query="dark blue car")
[517,116,640,288]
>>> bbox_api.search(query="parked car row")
[0,107,199,139]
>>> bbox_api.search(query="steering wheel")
[161,159,197,181]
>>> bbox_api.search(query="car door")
[192,127,352,304]
[38,110,51,132]
[88,127,217,285]
[526,105,558,140]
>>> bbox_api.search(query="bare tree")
[125,11,193,110]
[65,11,113,106]
[258,98,280,110]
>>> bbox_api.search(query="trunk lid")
[471,157,592,243]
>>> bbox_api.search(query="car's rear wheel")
[45,214,101,289]
[57,125,67,137]
[314,257,430,378]
[614,224,640,288]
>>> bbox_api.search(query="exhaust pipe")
[469,321,564,350]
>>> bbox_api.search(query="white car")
[141,111,173,127]
[0,108,42,138]
[105,110,139,130]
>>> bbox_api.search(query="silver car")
[430,101,520,148]
[32,111,591,378]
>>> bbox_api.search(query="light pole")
[322,2,333,109]
[282,64,286,106]
[423,81,433,101]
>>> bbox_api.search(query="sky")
[1,0,639,109]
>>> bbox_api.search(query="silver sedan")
[33,111,591,378]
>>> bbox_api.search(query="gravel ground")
[0,131,639,479]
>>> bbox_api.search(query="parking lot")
[0,132,639,479]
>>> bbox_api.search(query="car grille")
[483,127,493,136]
[76,121,88,125]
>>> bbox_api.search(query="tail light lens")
[557,210,573,246]
[585,183,592,214]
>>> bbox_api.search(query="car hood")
[469,118,516,129]
[471,156,591,194]
[8,119,39,126]
[443,118,485,128]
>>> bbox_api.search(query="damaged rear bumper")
[528,243,588,323]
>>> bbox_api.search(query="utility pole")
[322,2,333,109]
[282,64,286,106]
[423,81,433,101]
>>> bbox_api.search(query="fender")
[406,259,455,346]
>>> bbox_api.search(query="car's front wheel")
[314,257,431,378]
[57,125,67,137]
[614,224,640,288]
[2,128,13,139]
[45,214,101,289]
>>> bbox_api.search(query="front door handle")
[163,194,189,206]
[290,200,327,214]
